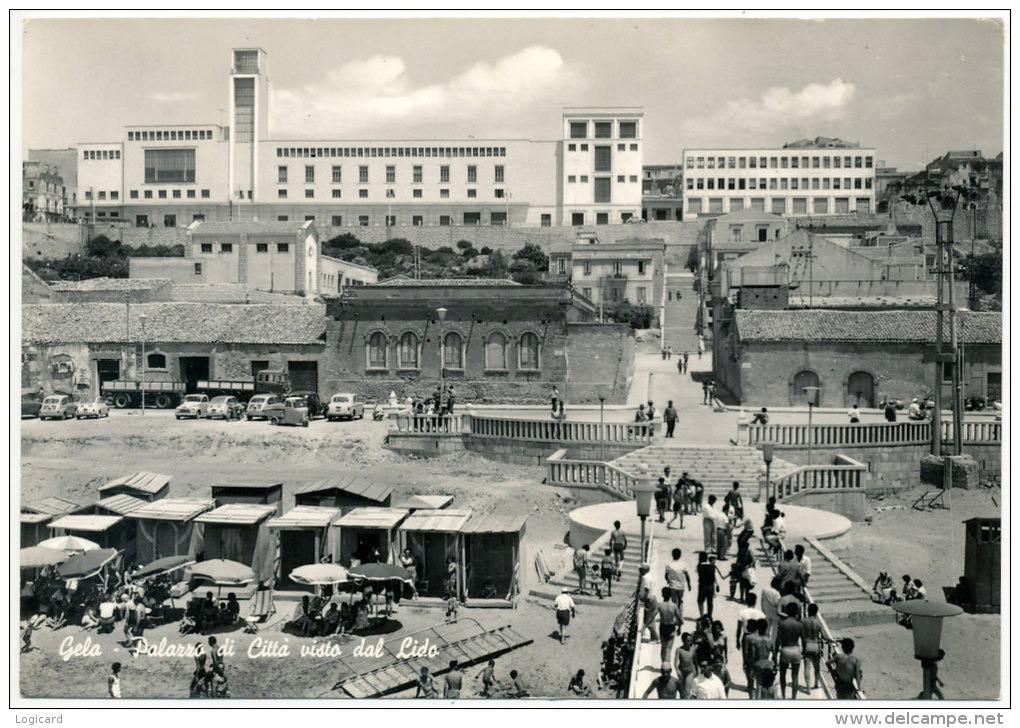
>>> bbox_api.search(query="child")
[758,667,779,699]
[21,613,46,653]
[446,594,459,622]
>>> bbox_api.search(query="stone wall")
[23,223,85,259]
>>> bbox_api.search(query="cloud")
[272,46,583,137]
[148,91,199,103]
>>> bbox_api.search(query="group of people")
[414,659,530,699]
[189,635,230,698]
[180,591,242,635]
[654,468,707,528]
[409,386,457,430]
[676,351,691,375]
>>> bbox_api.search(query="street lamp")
[892,600,963,698]
[138,314,148,417]
[598,388,606,466]
[803,385,820,465]
[633,481,657,564]
[762,443,775,502]
[436,307,448,415]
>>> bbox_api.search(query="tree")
[508,241,549,283]
[603,301,653,329]
[486,249,509,279]
[86,235,123,259]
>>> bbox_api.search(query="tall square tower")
[229,48,270,215]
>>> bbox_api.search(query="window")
[146,352,167,370]
[201,243,213,253]
[98,191,107,200]
[541,214,551,227]
[332,189,342,199]
[278,166,288,184]
[163,214,176,228]
[359,189,368,199]
[467,166,477,183]
[569,121,587,139]
[594,146,612,172]
[813,197,829,214]
[367,331,388,369]
[572,212,584,226]
[412,189,422,199]
[220,243,233,253]
[581,144,589,151]
[583,287,592,299]
[278,189,288,199]
[201,189,210,198]
[330,215,342,226]
[412,215,423,226]
[439,215,451,226]
[583,260,592,276]
[593,121,612,139]
[413,166,422,183]
[443,332,464,369]
[494,188,505,198]
[440,166,450,183]
[619,175,627,183]
[637,287,647,303]
[186,189,195,199]
[613,261,623,276]
[619,121,637,138]
[398,332,419,369]
[865,156,873,168]
[485,332,507,370]
[467,189,477,198]
[637,261,647,275]
[358,166,368,184]
[580,175,589,183]
[256,243,268,253]
[278,215,289,221]
[331,166,341,183]
[596,212,609,225]
[144,149,196,183]
[304,165,314,184]
[193,262,202,275]
[519,332,540,370]
[386,215,397,226]
[568,144,576,152]
[277,243,289,253]
[495,165,504,183]
[130,190,138,199]
[567,175,576,183]
[158,190,167,199]
[440,189,449,199]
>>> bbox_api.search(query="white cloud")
[148,92,198,103]
[272,46,583,136]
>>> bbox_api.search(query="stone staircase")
[662,274,701,355]
[530,532,646,607]
[607,444,799,498]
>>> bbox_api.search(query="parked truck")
[102,380,187,409]
[196,370,292,404]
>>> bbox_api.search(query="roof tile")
[736,310,1001,344]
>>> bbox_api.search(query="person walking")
[655,477,670,523]
[761,576,782,644]
[683,352,690,374]
[600,548,616,598]
[554,588,577,645]
[656,587,682,664]
[664,548,692,622]
[609,521,627,574]
[692,660,726,699]
[415,666,437,698]
[800,602,824,692]
[673,633,697,698]
[108,662,123,698]
[677,357,684,376]
[475,659,496,697]
[698,336,705,360]
[669,480,686,530]
[848,404,861,424]
[794,544,812,589]
[702,380,710,405]
[696,552,725,619]
[884,400,897,422]
[642,663,681,699]
[702,494,723,554]
[443,660,464,698]
[664,400,678,438]
[724,482,744,521]
[640,581,660,645]
[572,544,590,594]
[775,602,806,699]
[832,638,863,699]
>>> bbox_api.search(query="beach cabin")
[391,495,454,512]
[194,504,278,584]
[99,471,171,502]
[47,514,134,562]
[71,494,149,563]
[293,475,393,514]
[210,481,284,516]
[462,514,527,603]
[21,496,79,548]
[964,517,1001,614]
[334,507,409,567]
[398,509,472,600]
[128,498,216,563]
[266,506,342,590]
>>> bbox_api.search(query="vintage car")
[175,394,210,420]
[21,392,43,419]
[326,393,365,422]
[263,395,310,427]
[207,395,246,420]
[289,390,325,419]
[40,395,78,420]
[246,393,281,421]
[76,396,110,419]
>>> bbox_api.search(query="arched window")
[367,331,388,369]
[519,332,540,370]
[792,370,820,406]
[485,332,507,370]
[443,332,464,370]
[146,352,167,370]
[399,332,419,369]
[847,371,875,408]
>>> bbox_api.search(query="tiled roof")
[171,285,310,304]
[22,303,327,345]
[736,310,1002,345]
[372,278,521,287]
[49,278,172,292]
[190,220,313,236]
[786,296,939,309]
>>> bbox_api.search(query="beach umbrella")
[20,546,70,568]
[191,559,255,586]
[56,548,119,580]
[347,563,414,584]
[290,563,350,586]
[38,535,100,554]
[131,555,195,581]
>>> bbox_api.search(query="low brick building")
[715,309,1002,407]
[323,279,634,404]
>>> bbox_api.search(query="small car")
[76,396,110,419]
[326,393,365,421]
[264,395,309,427]
[21,393,43,419]
[290,390,325,419]
[175,394,210,420]
[40,395,78,420]
[207,395,246,420]
[246,393,281,421]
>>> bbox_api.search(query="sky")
[18,14,1006,171]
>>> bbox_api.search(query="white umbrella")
[38,535,101,554]
[290,563,350,586]
[20,546,71,568]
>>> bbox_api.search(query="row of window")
[276,145,507,159]
[687,176,874,191]
[566,142,639,153]
[569,211,636,225]
[686,154,874,170]
[82,149,121,161]
[367,331,540,372]
[279,164,506,185]
[198,242,290,254]
[112,189,213,200]
[278,188,508,201]
[568,175,638,184]
[568,120,639,140]
[574,260,649,276]
[128,129,215,142]
[687,197,872,215]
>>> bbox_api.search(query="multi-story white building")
[71,49,643,230]
[682,139,876,219]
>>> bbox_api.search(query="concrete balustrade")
[469,414,653,445]
[749,420,1000,448]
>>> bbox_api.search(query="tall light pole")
[804,385,820,465]
[762,443,775,503]
[599,391,606,466]
[436,307,448,414]
[634,482,656,566]
[138,314,148,417]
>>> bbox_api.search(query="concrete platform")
[569,500,851,548]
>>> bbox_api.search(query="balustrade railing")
[770,458,867,500]
[468,415,652,445]
[749,420,1000,448]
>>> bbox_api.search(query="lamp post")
[436,307,447,414]
[762,443,775,503]
[634,481,656,565]
[138,314,148,417]
[598,389,606,466]
[892,600,962,698]
[804,385,820,465]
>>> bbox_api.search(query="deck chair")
[244,584,276,634]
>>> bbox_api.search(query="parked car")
[175,394,210,420]
[21,392,43,419]
[40,395,78,420]
[76,397,110,419]
[326,393,365,422]
[246,393,281,421]
[264,396,310,427]
[290,391,325,419]
[207,395,246,420]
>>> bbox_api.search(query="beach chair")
[243,585,276,634]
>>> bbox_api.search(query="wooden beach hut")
[461,514,527,603]
[266,506,342,590]
[210,481,284,516]
[334,507,409,567]
[194,504,278,584]
[293,475,394,514]
[391,495,454,512]
[47,514,131,558]
[398,509,472,599]
[127,498,216,563]
[99,471,171,502]
[21,496,79,548]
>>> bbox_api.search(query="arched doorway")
[847,371,875,408]
[792,370,820,406]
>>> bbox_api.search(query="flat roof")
[93,494,148,515]
[22,496,79,516]
[391,495,454,511]
[99,471,171,496]
[462,513,528,535]
[294,475,393,504]
[49,515,124,532]
[21,512,52,524]
[267,506,342,530]
[400,509,473,533]
[210,481,284,491]
[336,507,410,530]
[194,503,278,526]
[128,498,217,522]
